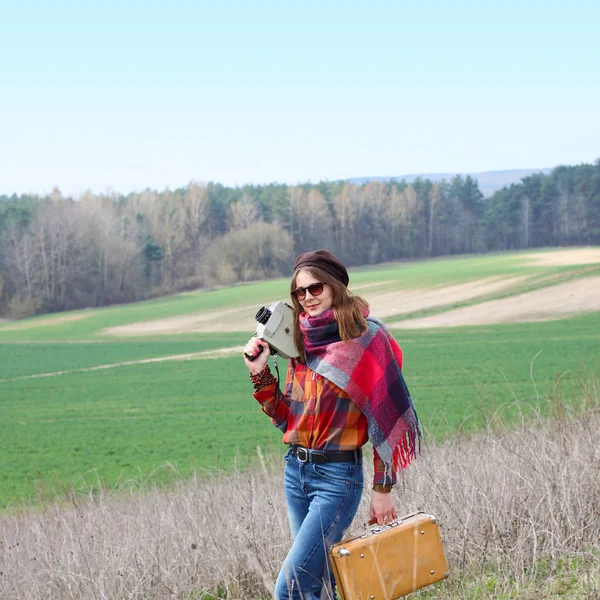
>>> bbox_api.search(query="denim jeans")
[274,448,364,600]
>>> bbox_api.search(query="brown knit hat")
[293,249,349,287]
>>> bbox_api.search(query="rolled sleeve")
[253,362,294,432]
[373,447,397,486]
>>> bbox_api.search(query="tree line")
[1,160,599,318]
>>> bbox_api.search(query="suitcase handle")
[368,517,389,526]
[368,509,424,527]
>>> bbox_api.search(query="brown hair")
[291,266,369,364]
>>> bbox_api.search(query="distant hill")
[346,168,554,198]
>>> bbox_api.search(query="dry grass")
[1,384,599,600]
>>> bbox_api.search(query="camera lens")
[255,306,272,325]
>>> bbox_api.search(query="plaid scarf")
[300,309,421,472]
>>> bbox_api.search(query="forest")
[0,160,599,318]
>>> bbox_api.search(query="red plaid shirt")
[254,359,395,485]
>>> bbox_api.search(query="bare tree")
[183,181,209,275]
[228,194,260,231]
[428,183,441,256]
[360,182,389,263]
[332,184,361,262]
[205,222,293,284]
[79,194,144,305]
[386,185,406,250]
[287,187,332,254]
[2,220,38,315]
[29,200,87,310]
[305,189,333,248]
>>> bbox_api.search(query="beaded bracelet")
[372,483,394,494]
[249,365,277,391]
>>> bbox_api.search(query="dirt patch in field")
[200,346,245,358]
[390,276,600,329]
[103,307,259,337]
[523,248,600,267]
[0,314,87,331]
[102,276,529,336]
[0,346,245,382]
[366,275,530,318]
[349,281,392,292]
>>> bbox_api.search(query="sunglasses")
[292,282,325,300]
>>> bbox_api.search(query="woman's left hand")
[370,491,397,526]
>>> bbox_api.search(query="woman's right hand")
[243,337,271,374]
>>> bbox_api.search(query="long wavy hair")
[291,265,369,364]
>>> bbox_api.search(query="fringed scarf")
[300,309,421,473]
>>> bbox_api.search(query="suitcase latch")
[369,519,400,535]
[336,547,351,558]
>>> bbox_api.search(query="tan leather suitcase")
[329,510,449,600]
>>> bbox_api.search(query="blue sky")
[1,0,599,196]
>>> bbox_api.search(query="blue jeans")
[275,448,364,600]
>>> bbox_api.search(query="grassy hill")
[1,248,599,508]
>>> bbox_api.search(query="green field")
[1,249,599,508]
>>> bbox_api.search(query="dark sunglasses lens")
[294,283,324,300]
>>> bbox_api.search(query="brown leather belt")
[290,446,362,464]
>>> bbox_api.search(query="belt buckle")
[296,447,309,463]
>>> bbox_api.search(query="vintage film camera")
[245,301,298,360]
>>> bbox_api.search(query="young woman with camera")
[243,249,421,600]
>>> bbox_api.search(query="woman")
[243,249,421,600]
